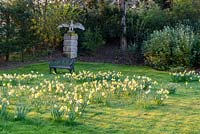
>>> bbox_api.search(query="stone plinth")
[63,32,78,58]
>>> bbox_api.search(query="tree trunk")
[21,49,24,62]
[44,0,48,28]
[119,0,127,53]
[5,50,9,62]
[5,14,11,62]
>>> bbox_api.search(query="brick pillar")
[63,32,78,58]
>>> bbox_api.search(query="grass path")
[0,62,200,134]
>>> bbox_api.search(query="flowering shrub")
[143,24,199,70]
[170,70,200,82]
[0,71,169,122]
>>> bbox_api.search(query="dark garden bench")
[49,58,75,74]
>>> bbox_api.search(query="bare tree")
[119,0,127,53]
[112,0,139,53]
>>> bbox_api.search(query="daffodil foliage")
[170,70,200,82]
[0,71,170,122]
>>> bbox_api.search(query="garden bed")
[0,62,200,134]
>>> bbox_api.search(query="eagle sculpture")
[58,20,85,31]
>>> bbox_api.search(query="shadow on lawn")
[0,117,113,134]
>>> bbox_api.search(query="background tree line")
[0,0,200,69]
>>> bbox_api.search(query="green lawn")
[0,62,200,134]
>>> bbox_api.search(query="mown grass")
[0,62,200,134]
